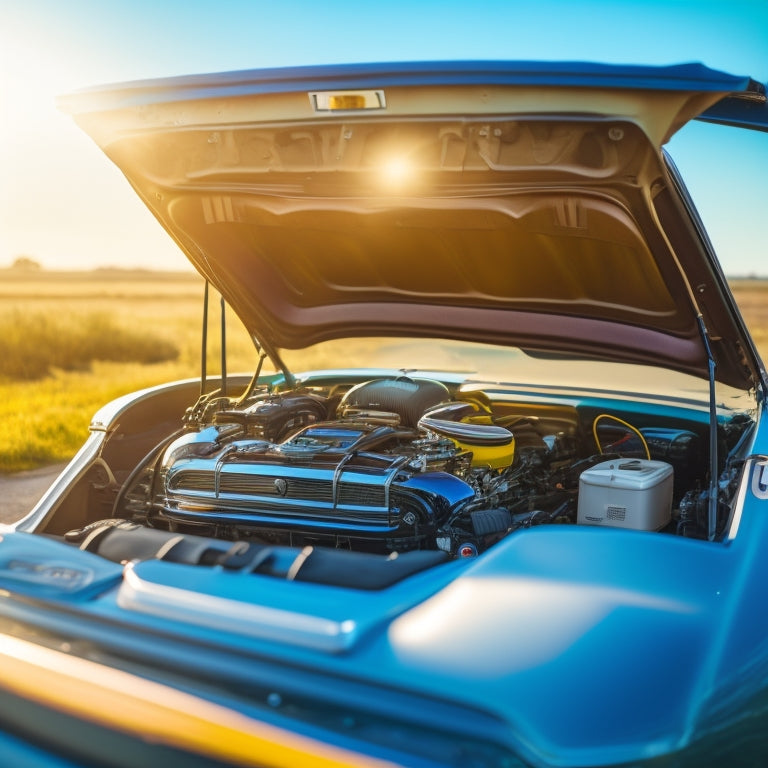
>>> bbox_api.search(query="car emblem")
[274,478,288,496]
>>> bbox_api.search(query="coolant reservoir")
[577,459,673,531]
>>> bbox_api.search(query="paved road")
[0,463,67,524]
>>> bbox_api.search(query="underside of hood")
[60,61,765,390]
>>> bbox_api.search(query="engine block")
[114,375,689,556]
[130,377,547,555]
[160,420,477,552]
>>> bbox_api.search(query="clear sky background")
[1,0,767,275]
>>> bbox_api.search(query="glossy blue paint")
[698,86,768,133]
[2,472,767,767]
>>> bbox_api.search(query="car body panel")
[6,363,766,765]
[0,631,394,768]
[697,82,768,132]
[4,459,768,766]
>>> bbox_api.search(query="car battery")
[577,459,673,531]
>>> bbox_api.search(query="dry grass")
[0,310,180,379]
[0,272,258,375]
[729,280,768,358]
[0,272,259,471]
[0,272,765,473]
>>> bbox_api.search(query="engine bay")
[47,373,754,570]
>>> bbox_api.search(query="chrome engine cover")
[124,377,576,556]
[160,420,476,552]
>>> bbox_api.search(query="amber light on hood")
[310,89,386,111]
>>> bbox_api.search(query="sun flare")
[380,157,414,188]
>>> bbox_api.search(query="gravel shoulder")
[0,463,68,524]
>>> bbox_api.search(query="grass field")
[728,279,768,356]
[0,270,259,471]
[1,270,766,473]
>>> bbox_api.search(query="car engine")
[113,376,591,557]
[88,370,751,567]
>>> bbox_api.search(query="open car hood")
[61,61,766,390]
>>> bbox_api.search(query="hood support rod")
[200,281,209,397]
[199,282,230,398]
[220,295,227,398]
[697,314,720,541]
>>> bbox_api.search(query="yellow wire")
[592,413,650,460]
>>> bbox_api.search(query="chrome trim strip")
[118,562,358,653]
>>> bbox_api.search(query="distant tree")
[10,255,42,271]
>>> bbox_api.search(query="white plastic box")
[577,459,673,531]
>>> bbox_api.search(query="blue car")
[4,61,768,767]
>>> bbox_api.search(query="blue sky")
[1,0,767,274]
